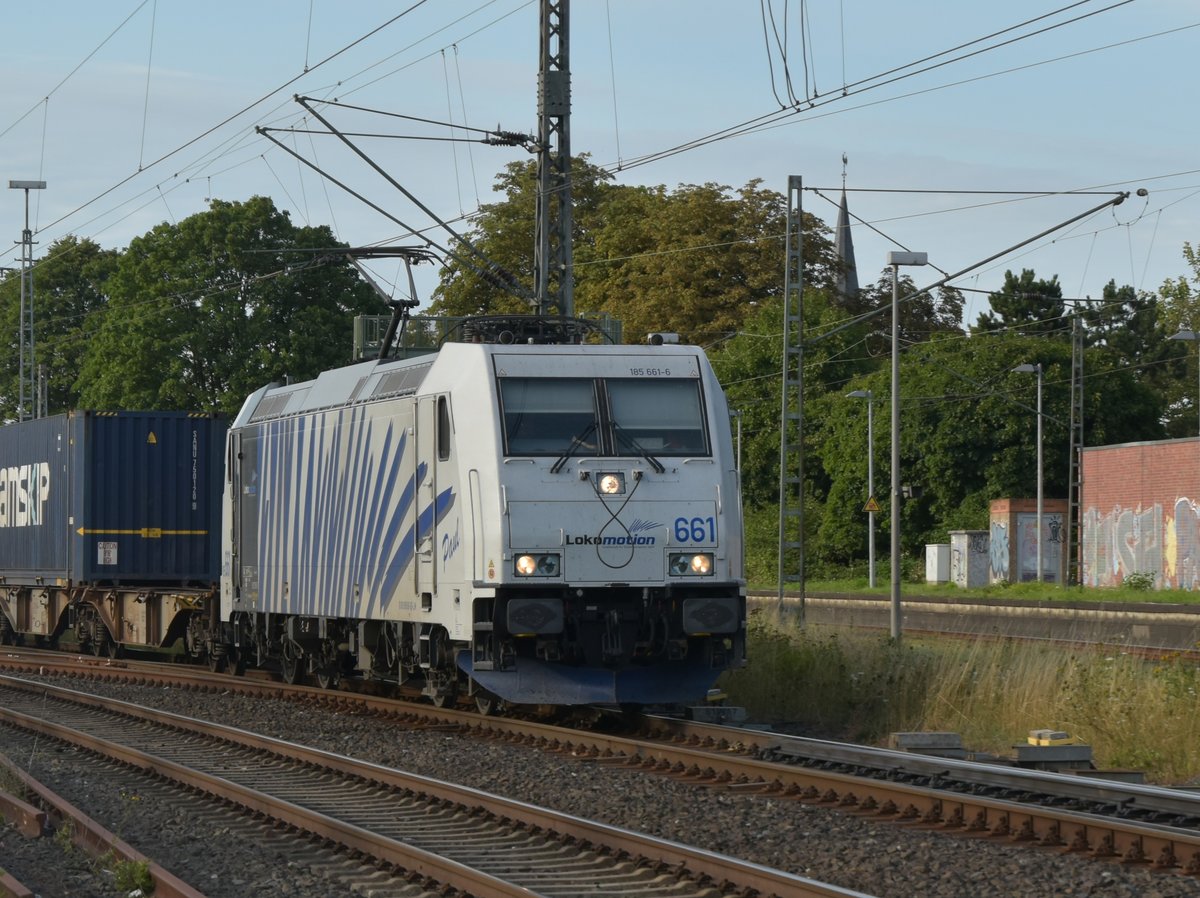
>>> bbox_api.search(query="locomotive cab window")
[499,378,599,455]
[498,376,709,457]
[607,379,708,456]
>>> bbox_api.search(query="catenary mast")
[534,0,573,317]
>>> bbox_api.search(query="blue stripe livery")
[252,405,456,616]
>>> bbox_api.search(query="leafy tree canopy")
[973,268,1065,335]
[819,327,1166,562]
[0,236,118,420]
[431,159,840,345]
[74,196,385,416]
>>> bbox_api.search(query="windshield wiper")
[613,423,665,474]
[551,421,597,474]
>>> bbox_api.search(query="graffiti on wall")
[952,531,990,588]
[989,521,1009,582]
[1016,513,1063,582]
[1082,498,1200,590]
[989,514,1064,583]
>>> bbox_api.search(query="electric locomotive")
[217,325,746,708]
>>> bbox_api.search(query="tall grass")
[721,608,1200,784]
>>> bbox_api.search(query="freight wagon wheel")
[206,647,228,674]
[91,624,118,659]
[0,615,13,645]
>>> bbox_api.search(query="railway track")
[6,647,1200,882]
[0,673,860,898]
[0,750,209,898]
[759,592,1200,656]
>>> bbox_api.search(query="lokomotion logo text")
[565,517,660,547]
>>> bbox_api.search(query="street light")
[846,389,876,588]
[9,179,47,422]
[1169,326,1200,436]
[1013,363,1044,582]
[887,250,927,641]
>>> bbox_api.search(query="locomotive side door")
[233,428,261,608]
[415,395,438,605]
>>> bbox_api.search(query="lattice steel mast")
[10,180,46,421]
[534,0,574,317]
[778,176,805,622]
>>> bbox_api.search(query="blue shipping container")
[0,411,226,586]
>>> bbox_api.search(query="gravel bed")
[1,676,1195,898]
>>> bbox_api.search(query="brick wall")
[1081,437,1200,589]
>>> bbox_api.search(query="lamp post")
[1169,326,1200,436]
[847,389,876,588]
[9,179,47,422]
[886,251,927,641]
[1014,363,1044,582]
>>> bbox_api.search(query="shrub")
[1123,571,1156,591]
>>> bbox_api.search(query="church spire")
[835,153,859,301]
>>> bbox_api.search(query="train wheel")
[279,645,304,685]
[229,645,247,676]
[207,646,228,674]
[0,615,13,645]
[315,667,341,690]
[474,691,503,716]
[91,625,115,658]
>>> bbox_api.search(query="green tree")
[431,163,841,346]
[1158,241,1200,329]
[849,270,965,364]
[821,329,1166,563]
[1158,244,1200,436]
[712,277,866,518]
[579,180,840,345]
[431,155,613,317]
[76,197,384,415]
[0,236,118,419]
[973,268,1065,335]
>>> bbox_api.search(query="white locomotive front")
[219,340,746,708]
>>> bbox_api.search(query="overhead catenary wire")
[611,14,1192,173]
[9,0,1153,250]
[451,44,483,208]
[604,0,623,168]
[30,0,437,236]
[137,0,158,171]
[7,0,1190,314]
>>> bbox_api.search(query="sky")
[1,0,1197,328]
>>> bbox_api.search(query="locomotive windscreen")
[498,376,709,457]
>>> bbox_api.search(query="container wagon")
[0,411,226,657]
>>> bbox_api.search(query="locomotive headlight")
[515,553,561,577]
[669,552,714,576]
[597,472,624,495]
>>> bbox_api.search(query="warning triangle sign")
[863,496,881,513]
